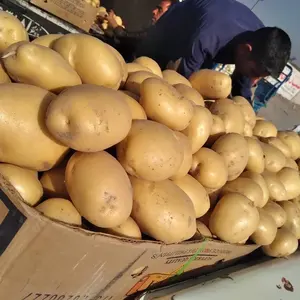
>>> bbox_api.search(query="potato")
[0,163,43,206]
[40,167,69,199]
[189,69,231,99]
[260,137,291,158]
[285,158,298,170]
[206,187,222,208]
[260,142,286,172]
[162,69,192,87]
[104,217,142,239]
[0,83,68,171]
[209,99,245,134]
[241,171,269,207]
[117,120,183,181]
[192,220,212,239]
[36,198,81,226]
[170,131,192,179]
[253,120,277,138]
[32,34,63,47]
[181,106,213,153]
[119,91,147,120]
[2,42,82,93]
[243,122,253,137]
[190,148,228,189]
[279,201,300,239]
[125,71,159,96]
[262,227,298,257]
[126,62,151,74]
[52,34,123,89]
[0,11,29,53]
[209,193,259,243]
[0,63,11,83]
[130,176,196,243]
[140,77,194,131]
[173,174,210,218]
[46,84,132,152]
[212,133,249,181]
[263,201,287,227]
[174,83,204,106]
[220,177,264,207]
[65,151,132,228]
[205,115,226,147]
[261,171,287,201]
[245,137,265,173]
[232,96,256,128]
[277,131,300,160]
[250,208,277,245]
[134,56,162,77]
[277,167,300,199]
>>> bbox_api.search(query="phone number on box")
[22,293,113,300]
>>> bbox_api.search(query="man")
[105,0,178,60]
[136,0,291,101]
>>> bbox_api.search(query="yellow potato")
[250,208,277,245]
[0,163,43,206]
[277,131,300,160]
[253,120,277,137]
[0,63,11,83]
[232,96,256,128]
[260,142,286,172]
[212,133,249,181]
[189,69,231,99]
[173,174,210,218]
[245,137,265,173]
[170,131,193,180]
[279,201,300,239]
[285,158,298,170]
[126,62,151,74]
[46,84,132,152]
[262,227,298,257]
[117,120,183,181]
[140,77,194,131]
[40,167,69,199]
[192,220,212,239]
[277,167,300,199]
[0,83,68,171]
[220,177,264,207]
[209,99,245,134]
[174,83,205,106]
[241,171,269,207]
[32,34,63,47]
[130,176,196,244]
[190,147,228,190]
[261,171,287,201]
[181,106,213,153]
[162,69,192,87]
[0,11,29,53]
[36,198,81,226]
[205,115,226,147]
[134,56,162,77]
[52,33,123,89]
[119,91,147,120]
[104,217,142,239]
[66,151,133,228]
[263,201,287,227]
[260,137,291,158]
[243,122,253,137]
[209,193,259,243]
[125,71,159,96]
[2,42,82,93]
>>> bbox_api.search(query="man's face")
[152,1,172,24]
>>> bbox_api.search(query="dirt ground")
[257,95,300,130]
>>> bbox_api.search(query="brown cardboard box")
[0,176,259,300]
[30,0,98,31]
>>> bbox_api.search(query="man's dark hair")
[250,27,291,78]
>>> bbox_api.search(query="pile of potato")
[0,12,299,258]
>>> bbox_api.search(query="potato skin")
[162,70,192,87]
[245,137,265,174]
[65,151,133,228]
[134,56,162,77]
[32,34,63,48]
[174,83,205,106]
[46,84,132,152]
[0,83,69,171]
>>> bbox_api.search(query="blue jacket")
[136,0,264,100]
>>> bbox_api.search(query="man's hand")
[106,10,119,29]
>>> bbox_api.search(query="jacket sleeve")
[113,26,148,40]
[231,72,253,102]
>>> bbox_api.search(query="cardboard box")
[0,176,259,300]
[30,0,98,31]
